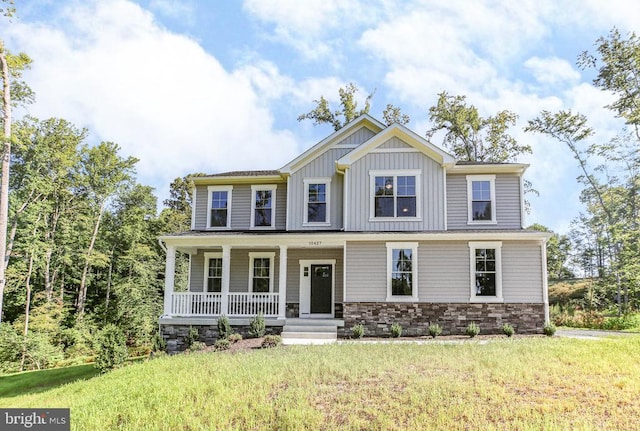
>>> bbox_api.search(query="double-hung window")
[370,170,420,220]
[469,241,503,301]
[251,185,277,229]
[203,252,223,292]
[304,178,331,225]
[466,175,496,223]
[386,242,419,301]
[249,252,275,293]
[207,185,232,228]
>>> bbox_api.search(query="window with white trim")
[386,242,419,301]
[304,178,330,225]
[469,241,503,301]
[249,252,275,293]
[370,170,421,220]
[251,185,277,228]
[207,185,232,228]
[466,175,496,223]
[203,252,223,292]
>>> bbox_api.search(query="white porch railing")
[168,292,280,317]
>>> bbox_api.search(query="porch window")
[466,175,496,223]
[249,252,275,293]
[386,242,419,301]
[207,185,232,228]
[469,242,503,301]
[370,170,421,220]
[304,178,331,225]
[251,185,277,228]
[203,252,223,292]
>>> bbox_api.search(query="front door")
[310,264,332,314]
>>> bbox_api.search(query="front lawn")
[1,337,639,430]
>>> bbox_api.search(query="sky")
[3,0,638,234]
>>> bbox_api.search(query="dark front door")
[310,264,332,314]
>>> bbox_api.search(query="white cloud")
[524,56,581,85]
[6,0,299,200]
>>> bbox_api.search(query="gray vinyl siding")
[420,242,469,302]
[189,252,205,292]
[379,138,413,149]
[345,241,387,301]
[289,148,350,230]
[192,182,287,230]
[346,150,445,231]
[502,241,543,302]
[446,174,522,230]
[285,248,344,303]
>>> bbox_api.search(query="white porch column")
[278,245,288,318]
[163,245,176,317]
[221,245,231,315]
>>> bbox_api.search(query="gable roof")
[336,122,456,169]
[280,114,385,175]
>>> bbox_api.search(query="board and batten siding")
[285,248,344,303]
[346,148,445,231]
[192,182,287,230]
[446,174,522,229]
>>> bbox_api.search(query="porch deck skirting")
[338,302,546,337]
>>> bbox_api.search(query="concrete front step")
[283,325,338,333]
[281,318,340,345]
[281,337,336,345]
[281,331,337,339]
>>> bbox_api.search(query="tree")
[298,83,373,131]
[528,224,574,279]
[426,91,531,162]
[382,104,410,126]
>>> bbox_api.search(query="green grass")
[0,364,100,398]
[2,337,640,430]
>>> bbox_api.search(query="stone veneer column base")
[338,302,545,338]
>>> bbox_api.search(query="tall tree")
[298,83,373,131]
[382,104,411,126]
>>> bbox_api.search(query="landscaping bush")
[229,333,243,343]
[465,322,480,338]
[502,323,515,337]
[217,315,232,339]
[543,322,557,337]
[151,333,166,352]
[189,341,207,352]
[601,314,640,330]
[428,323,442,339]
[94,324,128,373]
[249,313,266,338]
[390,322,402,338]
[213,339,230,351]
[261,335,282,348]
[351,324,364,339]
[186,326,199,348]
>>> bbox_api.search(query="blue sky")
[4,0,638,234]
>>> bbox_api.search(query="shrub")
[213,339,230,351]
[390,322,402,338]
[189,341,207,352]
[229,333,243,343]
[502,323,515,337]
[249,313,266,338]
[261,335,282,348]
[94,324,128,373]
[465,322,480,338]
[186,326,199,348]
[351,324,365,339]
[151,333,166,352]
[543,322,556,337]
[217,315,232,339]
[601,314,640,330]
[428,323,442,339]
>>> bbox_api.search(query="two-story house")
[159,115,549,350]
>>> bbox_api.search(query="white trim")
[370,148,421,153]
[248,252,276,293]
[468,241,503,302]
[343,168,350,230]
[278,245,288,318]
[203,252,223,292]
[343,240,348,302]
[206,185,233,229]
[190,188,196,230]
[541,240,550,324]
[303,177,331,226]
[163,245,176,317]
[250,184,277,229]
[443,166,448,230]
[299,259,336,317]
[369,170,422,221]
[520,175,526,229]
[286,175,291,231]
[466,175,497,225]
[385,242,419,302]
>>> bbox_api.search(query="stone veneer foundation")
[338,302,545,338]
[161,323,283,353]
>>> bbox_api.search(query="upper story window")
[469,241,503,302]
[203,252,223,292]
[249,252,275,293]
[304,178,331,225]
[466,175,496,224]
[370,170,421,220]
[251,185,277,229]
[386,242,419,301]
[207,185,232,229]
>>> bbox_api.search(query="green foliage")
[188,341,206,352]
[428,323,442,339]
[351,324,365,339]
[213,339,230,352]
[0,322,21,373]
[298,83,372,131]
[186,326,199,348]
[382,104,410,126]
[151,333,166,353]
[228,333,243,343]
[465,322,480,338]
[502,323,515,337]
[390,322,402,338]
[543,323,557,337]
[261,335,281,348]
[249,313,266,338]
[94,324,128,373]
[217,315,232,339]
